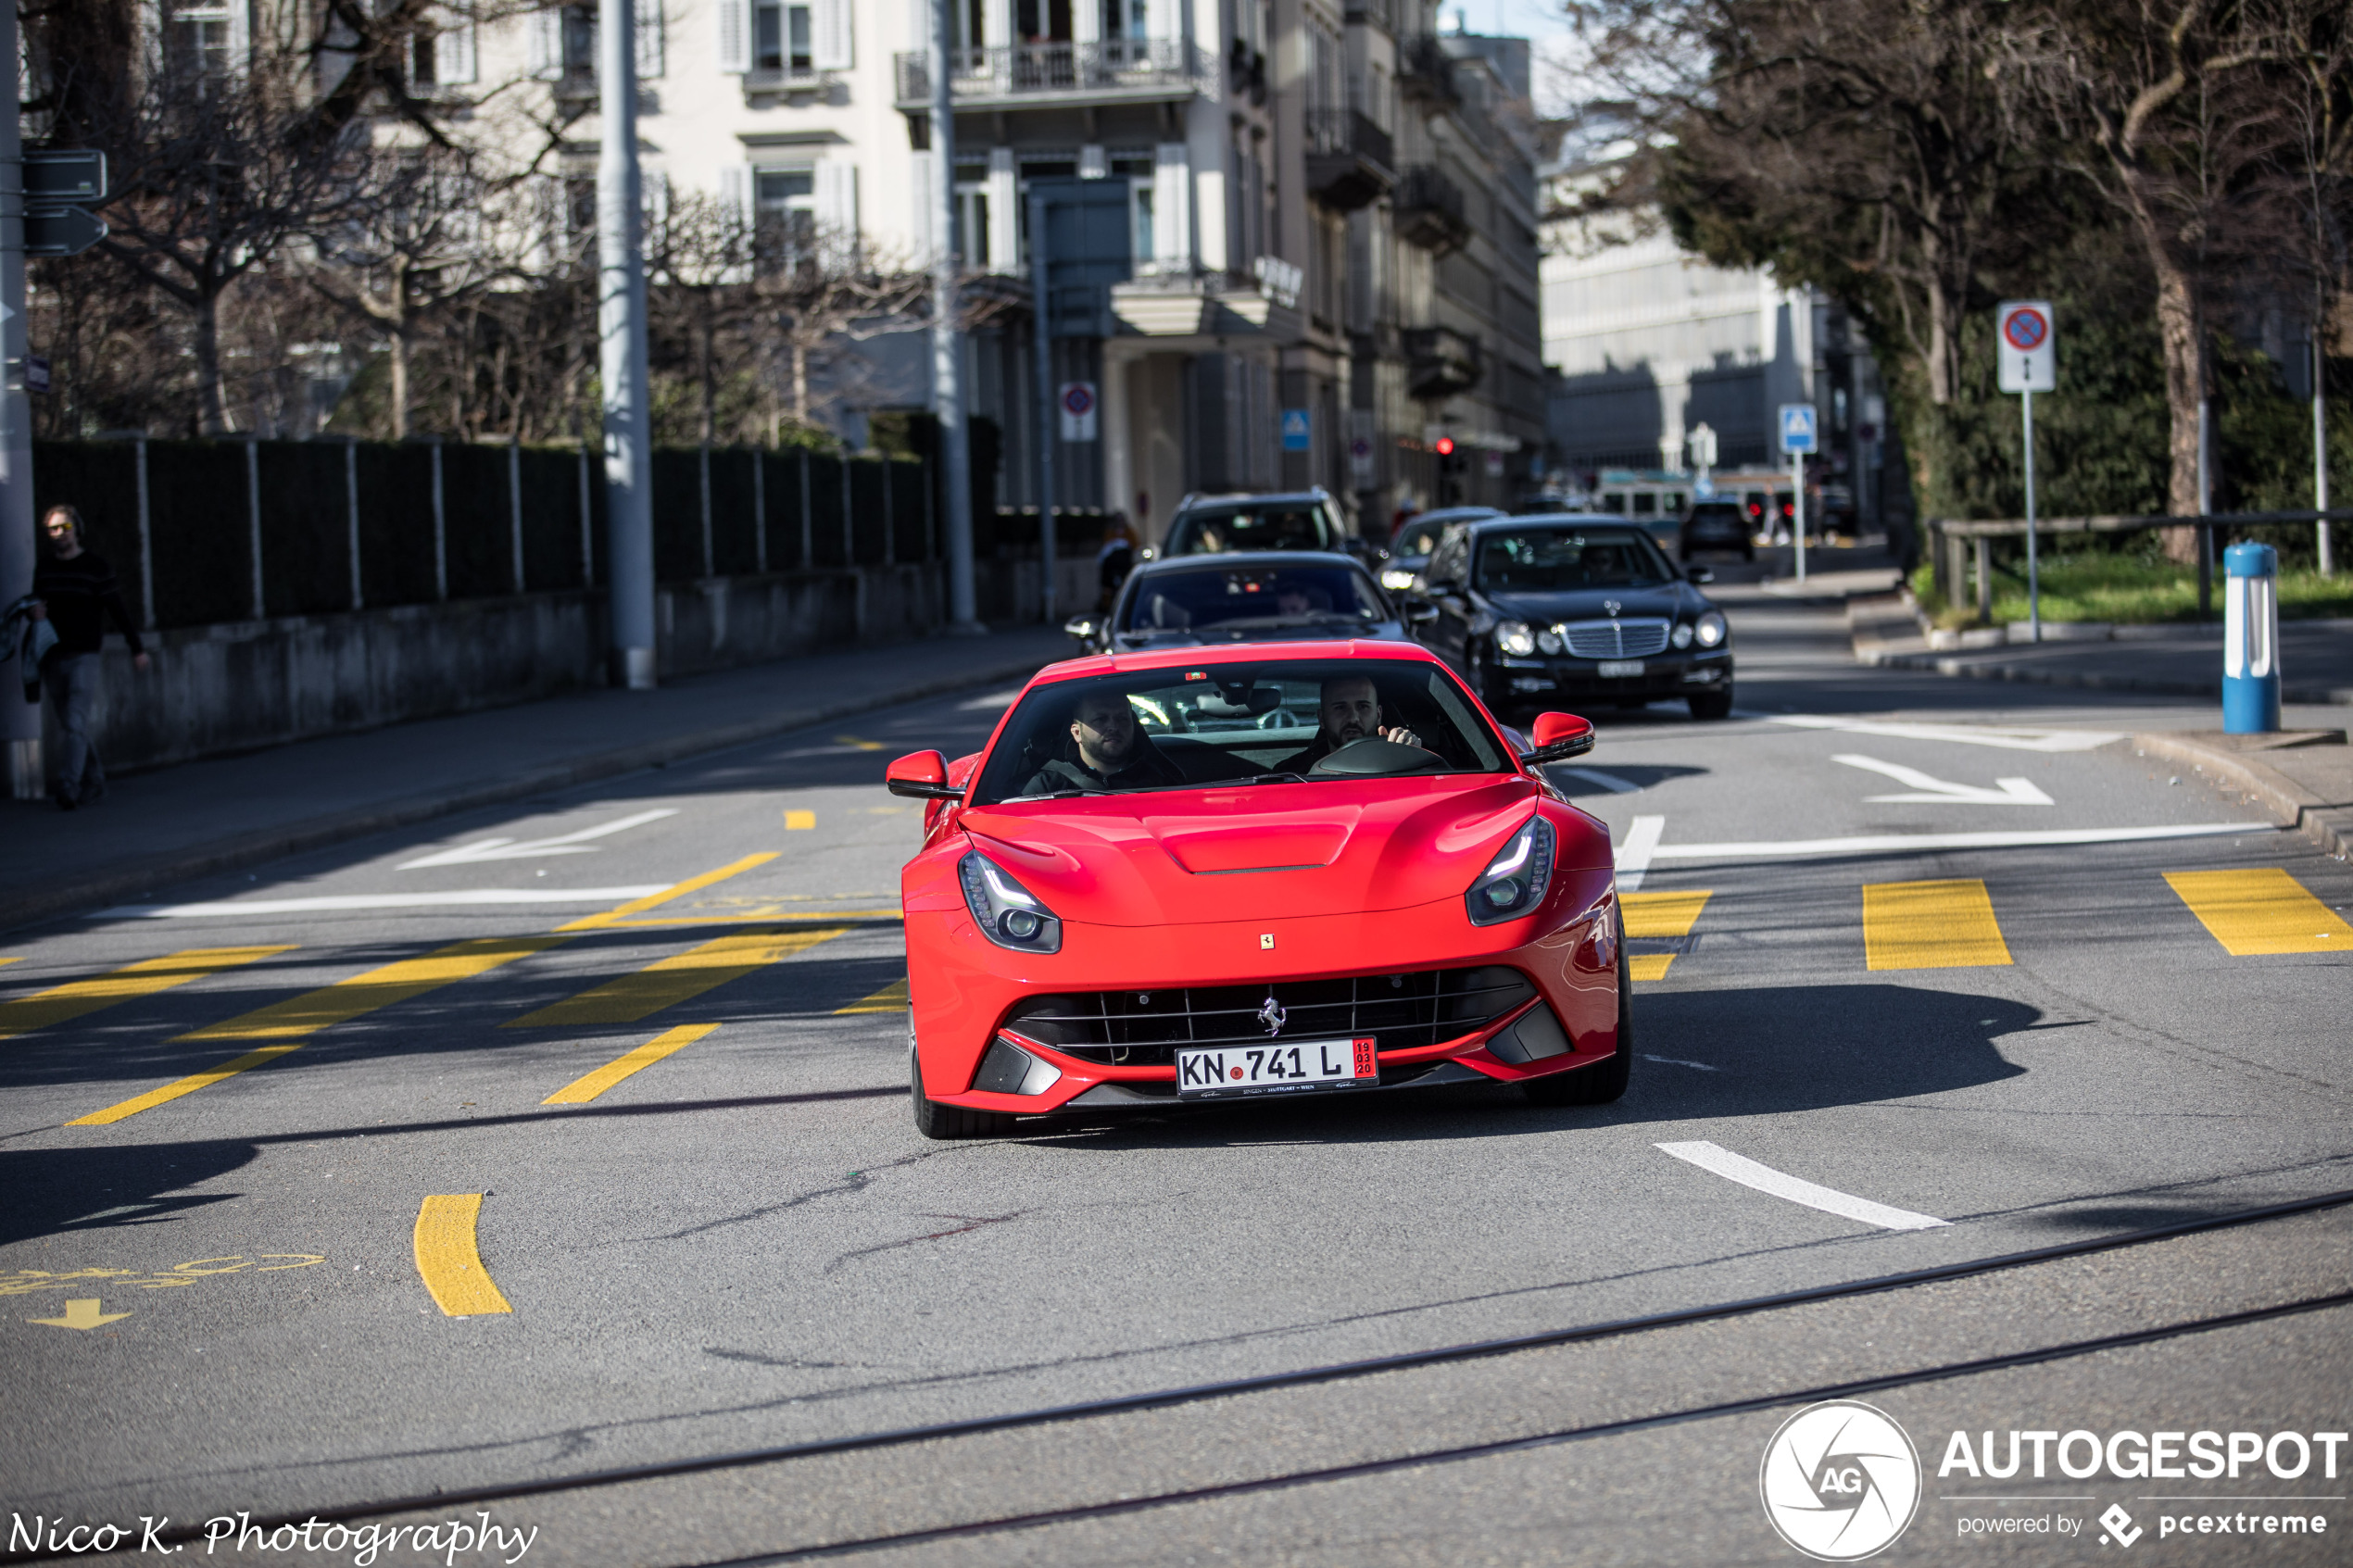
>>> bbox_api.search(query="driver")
[1271,675,1423,773]
[1020,689,1183,796]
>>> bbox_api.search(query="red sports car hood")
[959,776,1575,927]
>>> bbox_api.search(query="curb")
[1869,649,2353,708]
[5,642,1065,934]
[2130,732,2353,860]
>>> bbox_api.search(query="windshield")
[1118,564,1387,636]
[1164,505,1335,555]
[1392,521,1446,558]
[973,658,1511,806]
[1474,527,1677,593]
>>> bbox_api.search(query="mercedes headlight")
[1535,627,1564,655]
[959,853,1063,953]
[1381,568,1417,591]
[1695,611,1728,648]
[1465,815,1555,926]
[1496,621,1537,658]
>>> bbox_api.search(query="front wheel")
[1688,687,1733,720]
[1523,943,1632,1107]
[910,1033,1018,1140]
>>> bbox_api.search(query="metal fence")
[31,438,935,633]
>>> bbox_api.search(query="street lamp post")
[598,0,657,688]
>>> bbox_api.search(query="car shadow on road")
[1022,983,2032,1149]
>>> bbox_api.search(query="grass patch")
[1919,551,2353,627]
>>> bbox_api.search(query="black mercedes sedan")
[1410,516,1733,719]
[1062,550,1419,655]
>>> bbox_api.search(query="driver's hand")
[1380,726,1423,748]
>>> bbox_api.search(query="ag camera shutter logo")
[1759,1400,1923,1561]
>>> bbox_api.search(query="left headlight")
[1496,620,1537,657]
[1381,568,1417,591]
[1695,610,1729,648]
[1465,815,1555,926]
[959,853,1063,953]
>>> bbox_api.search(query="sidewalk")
[2,625,1076,933]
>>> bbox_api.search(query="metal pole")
[345,438,361,609]
[136,438,156,629]
[752,447,767,573]
[1028,188,1057,621]
[799,447,812,568]
[247,439,267,619]
[578,443,594,585]
[2023,385,2039,642]
[932,0,981,633]
[600,0,658,687]
[2319,332,2334,578]
[698,442,713,577]
[510,437,526,593]
[429,440,447,601]
[1791,451,1806,583]
[0,0,38,798]
[2196,396,2213,618]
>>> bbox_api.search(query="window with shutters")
[754,0,811,73]
[164,0,242,94]
[952,162,990,270]
[755,169,818,271]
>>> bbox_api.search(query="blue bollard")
[2221,541,2281,734]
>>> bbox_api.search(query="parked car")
[1063,552,1420,655]
[1679,498,1755,561]
[1380,506,1502,592]
[882,642,1624,1138]
[1155,489,1350,559]
[1413,514,1734,720]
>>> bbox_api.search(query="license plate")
[1596,659,1645,678]
[1176,1037,1378,1098]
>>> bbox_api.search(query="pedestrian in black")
[31,504,149,809]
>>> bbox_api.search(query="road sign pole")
[932,0,981,634]
[0,0,42,797]
[1028,191,1057,622]
[1792,451,1806,583]
[2022,387,2039,642]
[598,0,657,689]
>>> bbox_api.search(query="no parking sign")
[1058,382,1097,442]
[1997,301,2055,393]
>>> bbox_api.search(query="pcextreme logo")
[1760,1400,1924,1561]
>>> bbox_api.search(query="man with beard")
[1020,689,1184,796]
[1272,675,1423,774]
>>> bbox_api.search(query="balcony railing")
[894,40,1214,106]
[1394,165,1471,254]
[1305,108,1395,211]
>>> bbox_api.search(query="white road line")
[1831,754,2054,806]
[1614,815,1666,892]
[1564,767,1642,795]
[1648,822,2260,863]
[94,888,669,919]
[399,809,680,869]
[1656,1141,1951,1231]
[1642,1055,1720,1072]
[1771,714,2121,752]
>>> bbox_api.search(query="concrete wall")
[48,563,952,776]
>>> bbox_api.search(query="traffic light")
[1434,435,1455,458]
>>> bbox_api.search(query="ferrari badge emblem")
[1259,933,1276,950]
[1258,994,1288,1036]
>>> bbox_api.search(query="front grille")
[1560,619,1670,659]
[1004,966,1537,1068]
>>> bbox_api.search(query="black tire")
[910,1034,1018,1140]
[1523,935,1632,1107]
[1688,688,1733,720]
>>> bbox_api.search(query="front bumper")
[1493,648,1733,699]
[908,872,1623,1119]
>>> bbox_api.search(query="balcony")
[1394,166,1470,255]
[1403,325,1482,400]
[1305,108,1394,212]
[894,40,1216,110]
[1396,34,1458,108]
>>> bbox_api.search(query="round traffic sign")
[2002,308,2047,352]
[1062,383,1095,417]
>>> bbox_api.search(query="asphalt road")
[3,558,2348,1567]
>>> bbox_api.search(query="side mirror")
[1063,615,1099,643]
[1686,564,1715,584]
[886,749,964,799]
[1518,711,1595,766]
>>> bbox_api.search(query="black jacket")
[1019,740,1183,796]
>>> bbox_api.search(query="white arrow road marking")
[1831,754,2054,806]
[1773,715,2120,752]
[1656,1141,1951,1231]
[398,809,679,869]
[1614,815,1666,892]
[1648,822,2260,862]
[98,888,668,919]
[1563,767,1642,795]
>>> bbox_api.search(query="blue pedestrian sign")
[1280,408,1311,452]
[1778,404,1818,456]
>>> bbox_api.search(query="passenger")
[1272,675,1423,773]
[1019,690,1184,796]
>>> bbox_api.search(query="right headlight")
[1695,611,1729,648]
[1465,814,1555,926]
[1381,568,1417,591]
[959,853,1063,953]
[1496,620,1537,658]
